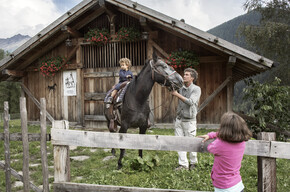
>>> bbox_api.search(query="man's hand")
[171,90,178,96]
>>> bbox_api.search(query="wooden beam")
[0,161,42,192]
[4,101,11,192]
[61,26,82,38]
[139,16,152,33]
[40,98,49,192]
[76,42,84,125]
[149,39,169,58]
[84,115,106,121]
[20,97,30,192]
[20,83,55,122]
[2,69,26,77]
[0,133,50,141]
[84,71,118,78]
[199,56,226,63]
[85,92,106,101]
[66,45,80,63]
[198,76,231,113]
[65,63,83,70]
[74,8,106,30]
[227,56,236,112]
[54,182,202,192]
[258,132,277,192]
[51,129,290,159]
[53,120,70,182]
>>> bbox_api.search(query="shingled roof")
[0,0,274,82]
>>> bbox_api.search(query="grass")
[0,120,289,191]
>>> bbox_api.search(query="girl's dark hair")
[218,112,252,143]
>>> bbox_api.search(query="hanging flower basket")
[115,26,141,42]
[35,56,68,77]
[84,28,110,45]
[167,50,199,70]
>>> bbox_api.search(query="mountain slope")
[0,34,30,53]
[207,11,261,50]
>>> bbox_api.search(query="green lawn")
[0,120,289,191]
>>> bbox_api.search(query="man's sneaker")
[175,165,188,171]
[189,164,196,170]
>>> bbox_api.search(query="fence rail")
[0,113,20,121]
[51,128,290,159]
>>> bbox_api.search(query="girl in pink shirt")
[198,112,252,192]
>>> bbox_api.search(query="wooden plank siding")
[23,10,231,127]
[24,51,229,126]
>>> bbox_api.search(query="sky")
[0,0,247,38]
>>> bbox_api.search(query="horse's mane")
[126,59,150,92]
[135,58,150,80]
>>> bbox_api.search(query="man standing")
[171,68,201,170]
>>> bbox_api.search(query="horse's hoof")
[111,149,116,156]
[117,163,123,170]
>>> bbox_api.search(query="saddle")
[104,81,130,132]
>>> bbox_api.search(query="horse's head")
[150,52,183,91]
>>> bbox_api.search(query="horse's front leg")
[138,123,148,158]
[117,123,128,169]
[106,120,117,156]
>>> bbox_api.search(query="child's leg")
[111,89,118,98]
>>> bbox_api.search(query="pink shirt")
[207,132,245,189]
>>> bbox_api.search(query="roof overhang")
[0,0,274,82]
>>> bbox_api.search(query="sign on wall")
[63,70,77,96]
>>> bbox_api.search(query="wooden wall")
[23,10,230,126]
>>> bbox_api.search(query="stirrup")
[106,96,113,104]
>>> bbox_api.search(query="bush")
[243,77,290,140]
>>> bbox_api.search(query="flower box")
[35,56,68,77]
[167,50,199,70]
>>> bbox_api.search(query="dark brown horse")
[104,52,183,169]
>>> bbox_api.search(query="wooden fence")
[1,98,290,192]
[51,120,290,192]
[0,98,50,192]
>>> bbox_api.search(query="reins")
[150,60,177,88]
[124,60,177,114]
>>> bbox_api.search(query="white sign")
[63,70,77,96]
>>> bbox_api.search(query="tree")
[239,0,290,85]
[243,77,290,140]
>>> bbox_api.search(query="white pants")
[174,118,198,167]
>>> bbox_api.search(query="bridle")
[150,60,177,90]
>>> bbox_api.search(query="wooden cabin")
[0,0,274,128]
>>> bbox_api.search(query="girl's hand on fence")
[197,135,209,142]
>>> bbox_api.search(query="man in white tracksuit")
[171,68,201,170]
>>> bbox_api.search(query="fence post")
[4,101,11,192]
[40,98,49,192]
[257,132,276,192]
[53,120,70,182]
[20,97,30,192]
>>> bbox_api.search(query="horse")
[104,52,183,169]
